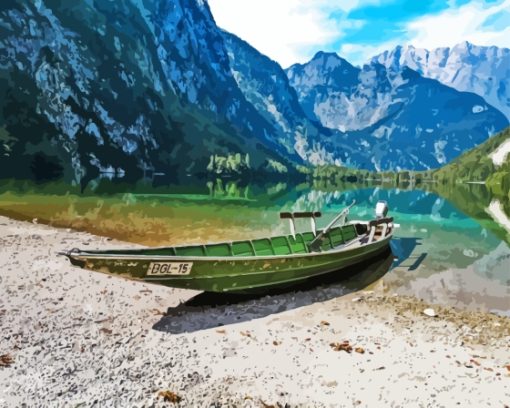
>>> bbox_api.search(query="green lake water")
[308,186,510,316]
[0,179,509,316]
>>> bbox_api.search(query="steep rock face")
[221,32,339,164]
[286,53,509,170]
[145,0,287,153]
[342,68,508,171]
[373,42,510,120]
[0,0,295,184]
[1,1,508,179]
[286,52,361,131]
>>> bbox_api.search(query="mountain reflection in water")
[0,178,508,315]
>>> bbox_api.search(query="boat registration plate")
[147,262,193,276]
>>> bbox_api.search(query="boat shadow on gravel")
[153,238,419,334]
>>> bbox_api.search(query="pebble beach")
[0,215,509,407]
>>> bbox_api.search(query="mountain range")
[286,52,507,170]
[373,42,510,121]
[0,0,299,184]
[0,0,508,183]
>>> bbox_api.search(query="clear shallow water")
[293,187,510,316]
[0,180,509,315]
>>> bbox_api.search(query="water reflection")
[287,185,509,315]
[389,242,510,316]
[486,199,510,237]
[0,178,508,315]
[390,237,424,270]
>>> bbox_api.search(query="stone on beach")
[0,215,509,407]
[423,308,437,317]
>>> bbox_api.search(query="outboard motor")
[375,200,388,219]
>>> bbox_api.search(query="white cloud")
[340,0,510,65]
[209,0,510,68]
[207,0,377,68]
[406,0,510,49]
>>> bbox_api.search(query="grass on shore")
[0,191,281,246]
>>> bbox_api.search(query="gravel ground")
[0,215,509,407]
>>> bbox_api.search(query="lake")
[0,178,509,316]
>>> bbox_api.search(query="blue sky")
[208,0,510,67]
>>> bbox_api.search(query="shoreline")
[0,215,509,406]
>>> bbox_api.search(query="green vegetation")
[265,158,288,174]
[1,171,509,248]
[311,165,371,182]
[0,188,280,246]
[431,127,510,198]
[310,165,436,186]
[309,127,510,202]
[206,153,251,175]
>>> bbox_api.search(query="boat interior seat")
[174,246,206,256]
[170,224,361,258]
[301,232,315,245]
[329,227,344,247]
[231,241,256,256]
[342,225,357,242]
[206,243,232,257]
[270,236,292,255]
[287,234,308,254]
[252,238,274,256]
[319,233,333,251]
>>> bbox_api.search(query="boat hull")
[67,234,392,293]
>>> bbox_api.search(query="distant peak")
[307,51,358,70]
[311,51,341,61]
[455,40,472,48]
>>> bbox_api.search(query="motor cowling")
[375,200,388,219]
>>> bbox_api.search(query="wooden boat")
[60,201,395,293]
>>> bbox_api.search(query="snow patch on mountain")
[434,140,448,165]
[286,53,509,170]
[472,105,487,114]
[486,200,510,234]
[489,138,510,166]
[373,42,510,120]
